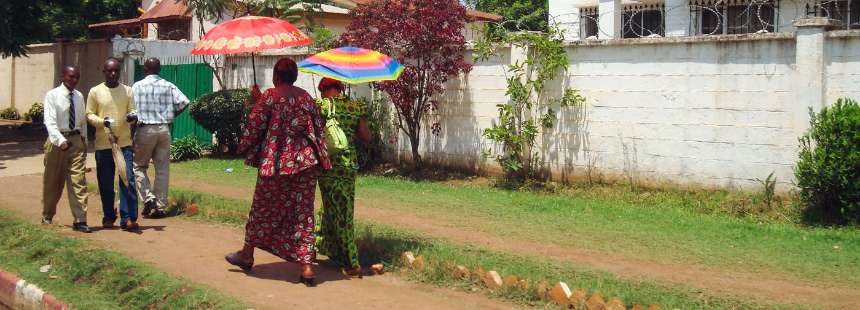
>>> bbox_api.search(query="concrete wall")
[825,31,860,103]
[382,30,860,192]
[0,45,57,115]
[0,40,111,115]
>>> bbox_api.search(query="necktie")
[68,92,75,131]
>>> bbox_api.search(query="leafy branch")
[474,24,586,184]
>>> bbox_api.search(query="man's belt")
[61,130,80,137]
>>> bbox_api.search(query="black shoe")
[41,217,53,225]
[298,275,316,287]
[121,221,140,232]
[102,219,116,229]
[72,223,92,233]
[148,209,167,219]
[142,200,157,217]
[225,252,254,272]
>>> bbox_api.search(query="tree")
[468,0,548,32]
[339,0,472,170]
[1,0,139,58]
[0,1,43,57]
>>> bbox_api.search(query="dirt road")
[0,173,524,310]
[170,174,860,309]
[0,141,522,310]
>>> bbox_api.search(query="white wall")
[384,31,860,192]
[826,31,860,103]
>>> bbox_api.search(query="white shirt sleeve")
[172,85,190,112]
[43,90,67,147]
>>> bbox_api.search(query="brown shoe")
[343,266,363,279]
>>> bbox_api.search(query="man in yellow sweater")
[86,57,140,232]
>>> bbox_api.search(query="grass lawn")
[166,187,780,309]
[171,159,860,288]
[0,208,245,310]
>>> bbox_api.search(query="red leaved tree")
[339,0,472,170]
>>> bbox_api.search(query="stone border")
[0,269,69,310]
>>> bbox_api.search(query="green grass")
[0,208,245,310]
[165,188,785,309]
[171,159,860,288]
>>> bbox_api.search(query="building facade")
[552,0,859,40]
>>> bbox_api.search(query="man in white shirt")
[132,58,190,218]
[42,65,91,233]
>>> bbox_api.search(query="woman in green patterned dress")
[315,78,371,277]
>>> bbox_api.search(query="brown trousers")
[42,135,88,223]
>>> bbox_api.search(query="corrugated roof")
[89,17,141,29]
[139,0,191,23]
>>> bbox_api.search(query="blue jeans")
[95,146,138,225]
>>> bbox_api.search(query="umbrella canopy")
[298,47,404,84]
[192,16,312,55]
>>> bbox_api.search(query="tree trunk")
[408,132,422,171]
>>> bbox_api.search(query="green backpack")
[321,98,349,152]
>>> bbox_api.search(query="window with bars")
[811,0,860,29]
[622,7,665,38]
[692,0,778,35]
[580,8,599,38]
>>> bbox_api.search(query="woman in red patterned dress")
[225,58,331,287]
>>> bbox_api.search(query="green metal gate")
[134,62,213,145]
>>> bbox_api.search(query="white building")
[551,0,859,40]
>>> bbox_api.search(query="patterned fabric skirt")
[316,167,360,269]
[244,168,319,264]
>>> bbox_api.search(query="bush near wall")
[24,102,43,123]
[0,107,20,120]
[795,98,860,224]
[189,89,250,155]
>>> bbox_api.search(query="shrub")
[0,107,20,120]
[170,135,203,162]
[355,96,391,171]
[24,102,43,123]
[189,89,250,155]
[795,98,860,224]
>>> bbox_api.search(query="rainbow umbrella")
[297,47,404,84]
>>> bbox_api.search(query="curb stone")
[0,269,69,310]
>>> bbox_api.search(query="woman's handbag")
[322,98,349,152]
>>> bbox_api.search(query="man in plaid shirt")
[132,58,190,218]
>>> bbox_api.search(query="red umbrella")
[192,16,313,85]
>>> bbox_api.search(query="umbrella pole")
[251,52,257,87]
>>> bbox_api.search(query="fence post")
[598,0,622,39]
[550,0,581,41]
[665,0,690,36]
[793,17,839,135]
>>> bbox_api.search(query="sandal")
[299,264,316,287]
[342,266,363,279]
[224,252,253,272]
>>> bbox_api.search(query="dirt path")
[0,174,523,310]
[171,175,860,309]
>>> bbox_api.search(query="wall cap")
[564,32,795,47]
[793,17,842,29]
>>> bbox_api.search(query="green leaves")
[189,89,251,154]
[795,98,860,224]
[478,24,586,183]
